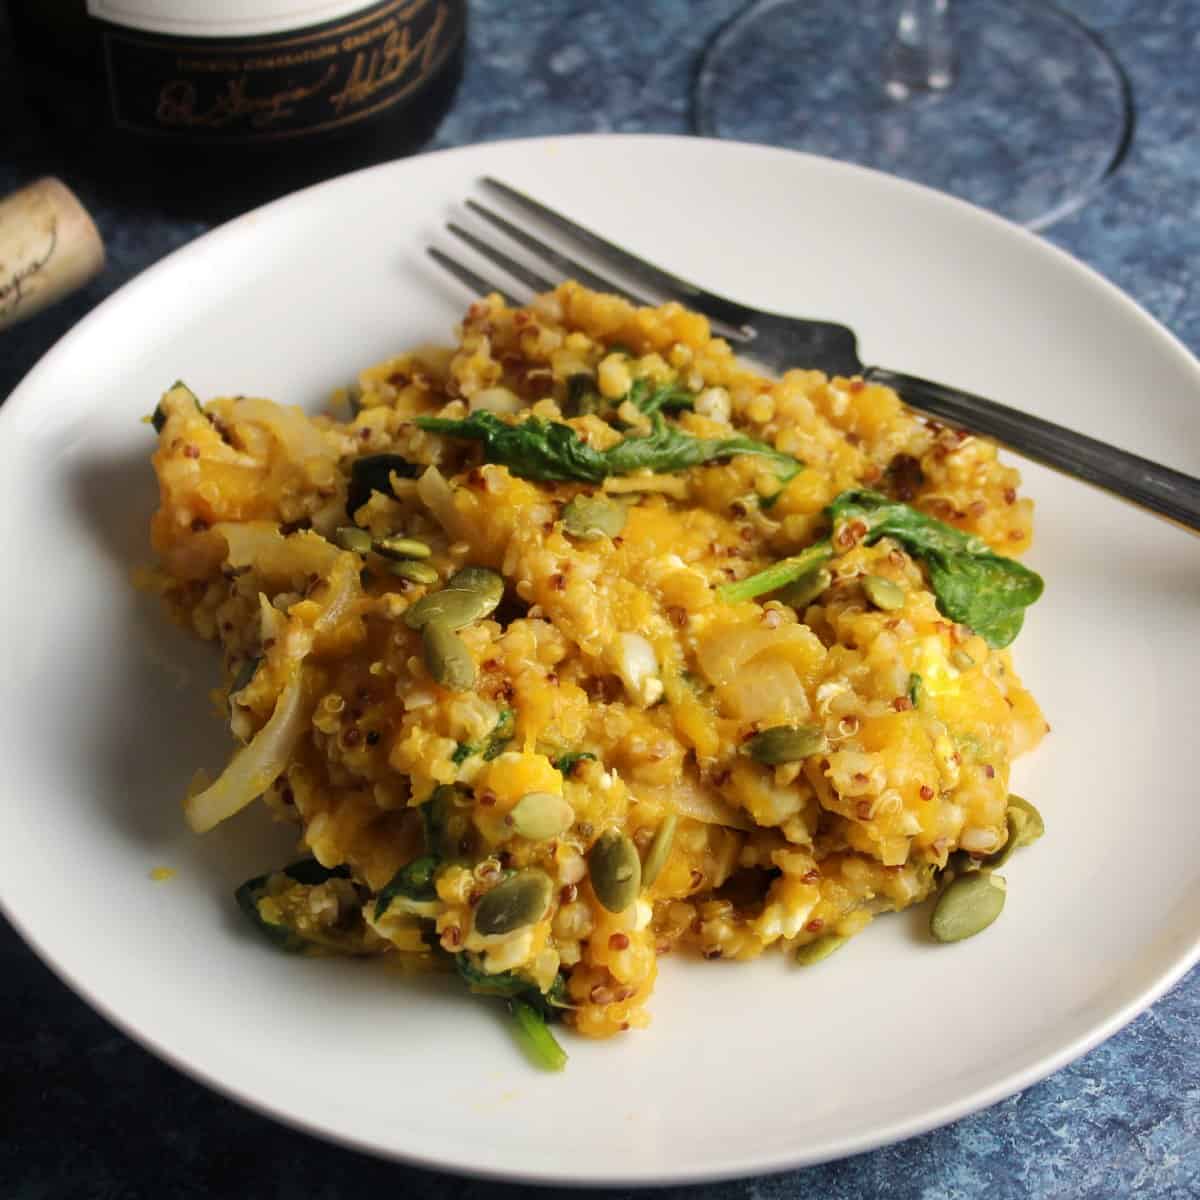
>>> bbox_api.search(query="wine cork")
[0,177,105,332]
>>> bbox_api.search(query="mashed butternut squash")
[148,283,1046,1049]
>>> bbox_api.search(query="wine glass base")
[695,0,1131,230]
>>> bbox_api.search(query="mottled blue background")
[2,2,1198,1196]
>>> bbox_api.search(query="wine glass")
[694,0,1132,231]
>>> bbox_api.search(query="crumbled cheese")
[480,926,536,974]
[918,636,962,700]
[694,386,731,423]
[614,633,663,707]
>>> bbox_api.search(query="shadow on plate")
[66,442,294,890]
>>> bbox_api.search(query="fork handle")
[865,367,1200,534]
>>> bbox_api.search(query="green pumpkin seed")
[795,933,848,966]
[422,621,476,691]
[930,872,1006,943]
[863,574,905,611]
[640,813,677,889]
[776,567,832,609]
[374,535,432,561]
[942,849,979,883]
[404,587,492,630]
[589,829,641,913]
[561,494,627,541]
[982,814,1021,870]
[950,647,977,671]
[474,869,554,936]
[1006,794,1045,842]
[985,795,1045,869]
[334,526,374,555]
[386,559,439,585]
[511,792,575,841]
[425,784,472,860]
[447,566,504,613]
[743,724,828,765]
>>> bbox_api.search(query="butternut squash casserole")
[147,283,1047,1069]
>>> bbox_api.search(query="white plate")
[2,135,1198,1186]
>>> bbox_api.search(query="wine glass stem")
[885,0,956,99]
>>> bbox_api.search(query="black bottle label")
[96,0,466,143]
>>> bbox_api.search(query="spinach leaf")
[446,951,573,1069]
[482,709,515,760]
[508,998,568,1071]
[758,460,806,510]
[454,955,571,1013]
[719,541,835,605]
[150,380,205,433]
[451,708,515,765]
[602,414,799,479]
[454,950,573,1074]
[625,378,697,416]
[415,411,801,485]
[454,954,535,998]
[421,783,477,863]
[417,412,608,482]
[830,490,1044,649]
[720,488,1043,649]
[373,855,440,919]
[564,375,694,420]
[235,859,351,953]
[346,453,421,517]
[552,750,596,776]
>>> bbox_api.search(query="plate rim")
[2,131,1199,1186]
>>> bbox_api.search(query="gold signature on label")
[0,219,57,319]
[150,1,450,134]
[157,65,338,130]
[329,6,447,115]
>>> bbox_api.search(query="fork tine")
[426,247,520,308]
[464,199,656,309]
[446,221,556,296]
[482,177,757,335]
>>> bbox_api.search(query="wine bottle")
[6,1,467,218]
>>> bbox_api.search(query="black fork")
[428,178,1200,534]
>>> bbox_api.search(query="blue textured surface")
[2,2,1198,1196]
[692,0,1134,229]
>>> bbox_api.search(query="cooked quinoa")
[148,282,1047,1055]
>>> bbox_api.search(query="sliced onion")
[603,473,690,498]
[696,625,785,688]
[216,523,339,583]
[468,386,523,414]
[416,466,471,541]
[184,667,309,833]
[639,778,753,832]
[313,552,358,635]
[229,396,337,466]
[258,593,287,646]
[721,657,811,723]
[695,624,822,703]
